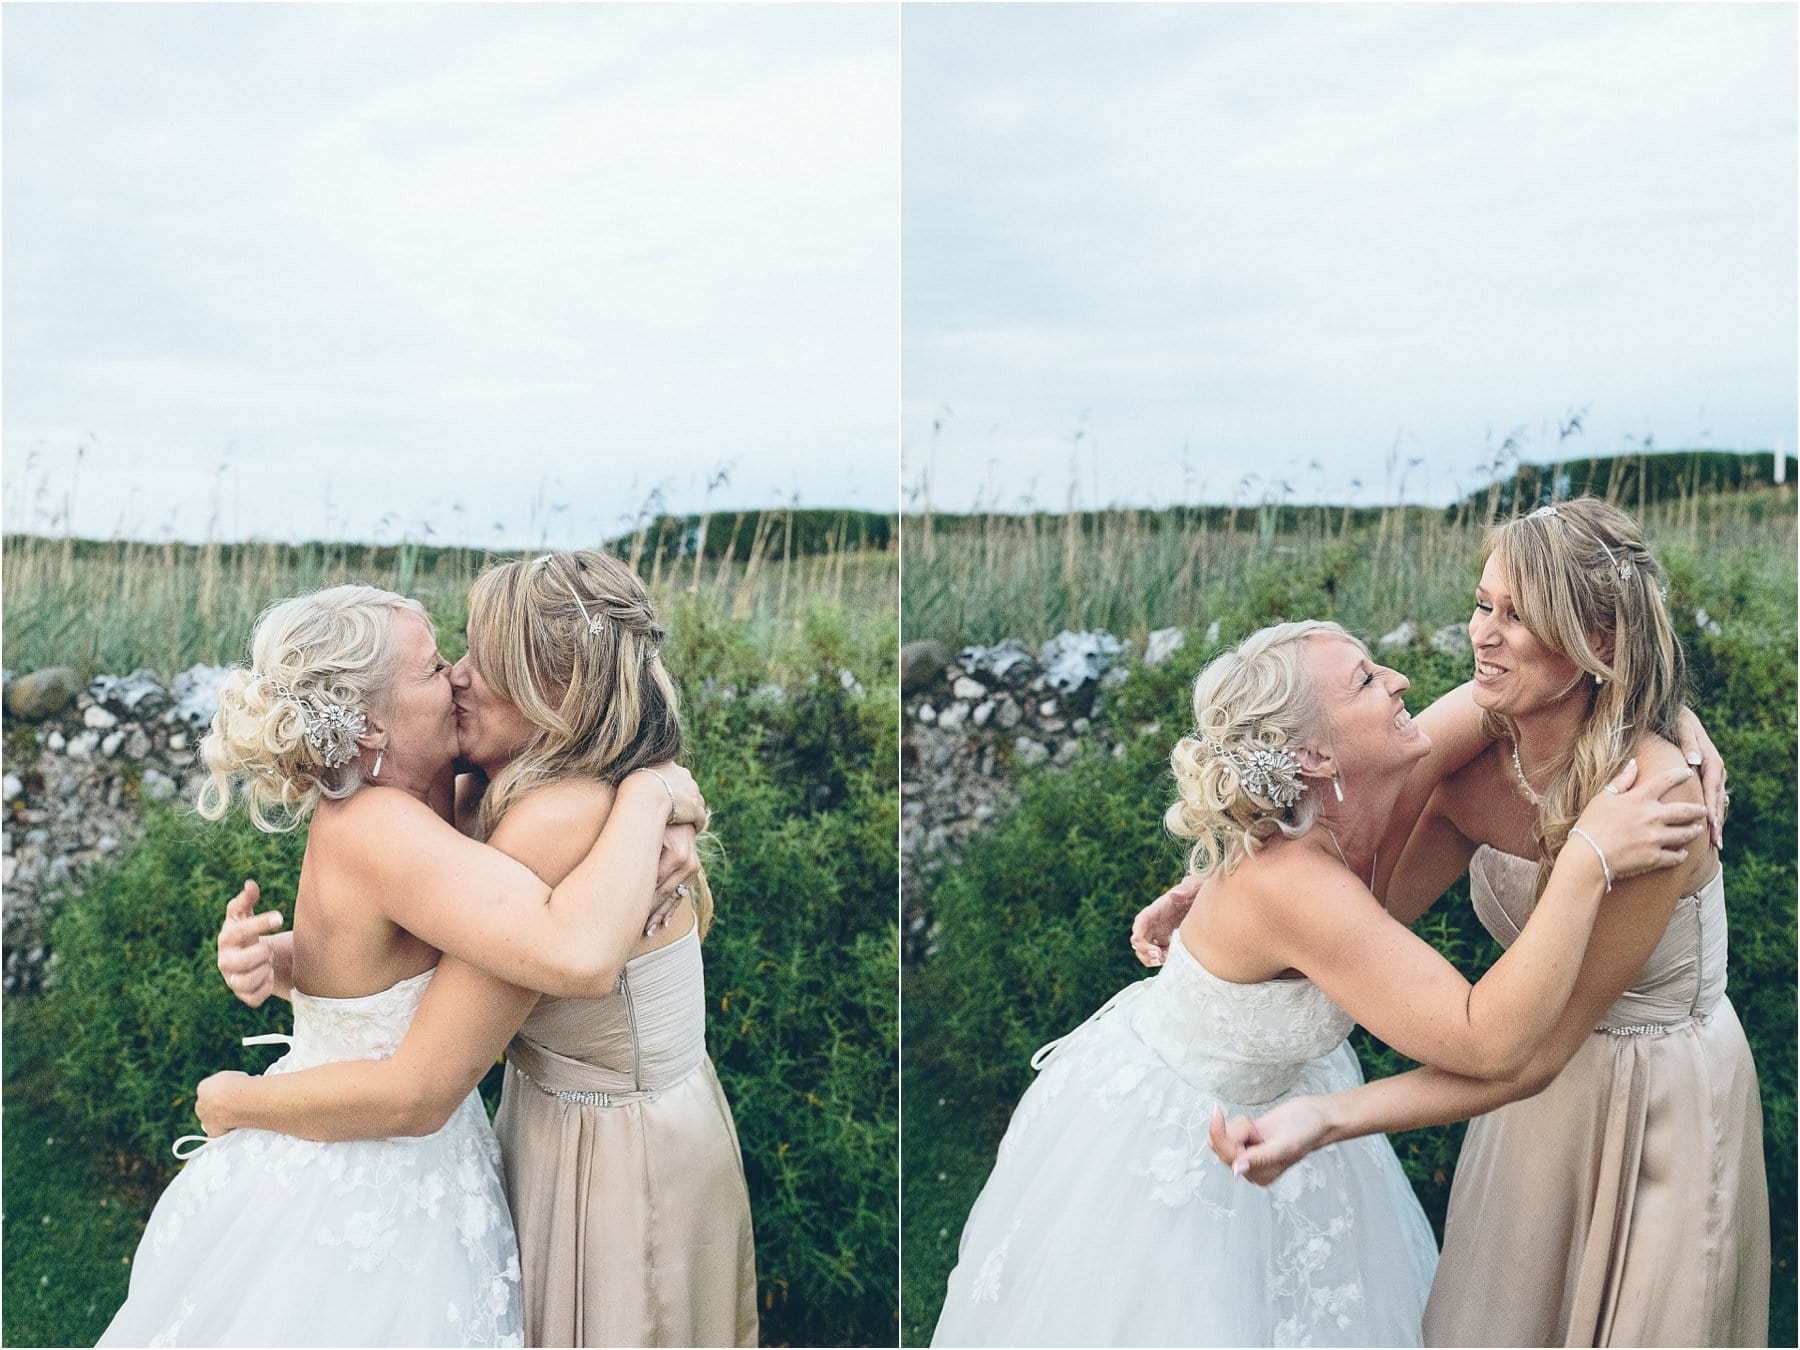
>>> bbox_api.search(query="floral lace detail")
[937,931,1430,1347]
[969,1218,1021,1303]
[116,970,522,1347]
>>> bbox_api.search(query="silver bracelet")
[1567,826,1613,893]
[628,766,677,820]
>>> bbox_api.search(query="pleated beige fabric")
[1423,847,1768,1348]
[494,926,758,1348]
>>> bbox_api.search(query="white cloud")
[4,4,898,544]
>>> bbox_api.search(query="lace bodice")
[278,968,436,1071]
[1470,845,1728,1032]
[1125,929,1355,1104]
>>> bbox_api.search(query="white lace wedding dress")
[932,930,1437,1347]
[100,969,523,1347]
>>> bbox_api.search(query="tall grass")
[903,478,1796,649]
[1,515,897,683]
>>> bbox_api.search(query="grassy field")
[1,528,900,1348]
[2,514,896,683]
[901,479,1796,1344]
[903,471,1795,651]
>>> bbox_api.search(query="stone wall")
[900,628,1187,962]
[2,665,229,994]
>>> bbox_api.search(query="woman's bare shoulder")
[487,779,621,873]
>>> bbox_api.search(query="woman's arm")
[1214,833,1692,1185]
[1265,762,1702,1081]
[1371,681,1493,907]
[341,769,699,997]
[197,783,636,1141]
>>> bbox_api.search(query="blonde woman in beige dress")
[1196,499,1768,1346]
[202,551,758,1348]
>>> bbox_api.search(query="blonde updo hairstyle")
[1165,620,1359,876]
[197,585,430,833]
[1482,497,1688,897]
[466,550,711,935]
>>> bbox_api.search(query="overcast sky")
[4,4,897,547]
[903,3,1798,512]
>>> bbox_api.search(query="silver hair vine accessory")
[1526,505,1634,582]
[268,682,367,769]
[1225,742,1307,809]
[533,555,605,636]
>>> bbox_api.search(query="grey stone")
[1204,619,1221,645]
[996,698,1023,730]
[1055,739,1082,764]
[1695,607,1722,638]
[1,774,21,801]
[951,676,986,702]
[54,773,79,799]
[25,828,49,847]
[1072,717,1091,734]
[957,638,1038,687]
[971,700,996,728]
[125,729,153,760]
[901,640,950,694]
[1,857,13,887]
[1428,623,1468,657]
[1376,621,1419,650]
[916,703,937,724]
[88,668,173,717]
[100,730,126,757]
[1039,717,1068,734]
[1014,736,1050,767]
[83,705,120,730]
[6,668,80,720]
[1038,630,1125,693]
[1145,627,1187,668]
[65,731,100,760]
[1038,698,1058,718]
[169,664,232,730]
[45,730,65,752]
[168,732,189,751]
[937,702,970,732]
[141,769,177,800]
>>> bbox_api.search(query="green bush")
[25,627,898,1347]
[910,593,1794,1340]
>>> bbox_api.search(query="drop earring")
[372,749,384,778]
[1332,774,1344,803]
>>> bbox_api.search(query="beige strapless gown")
[1423,847,1769,1347]
[494,926,758,1347]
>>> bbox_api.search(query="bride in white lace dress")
[100,584,704,1347]
[931,620,1705,1348]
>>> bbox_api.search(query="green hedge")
[17,616,898,1348]
[906,561,1795,1342]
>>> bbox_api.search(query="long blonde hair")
[1166,620,1360,876]
[198,585,429,832]
[1481,498,1687,896]
[467,550,711,934]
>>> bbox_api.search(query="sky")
[903,3,1799,513]
[4,4,898,547]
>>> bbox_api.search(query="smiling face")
[368,609,460,779]
[449,643,541,776]
[1467,550,1587,720]
[1303,635,1430,781]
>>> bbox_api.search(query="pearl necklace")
[1510,740,1545,807]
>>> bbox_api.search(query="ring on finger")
[675,883,690,898]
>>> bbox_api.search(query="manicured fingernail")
[1233,1159,1249,1178]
